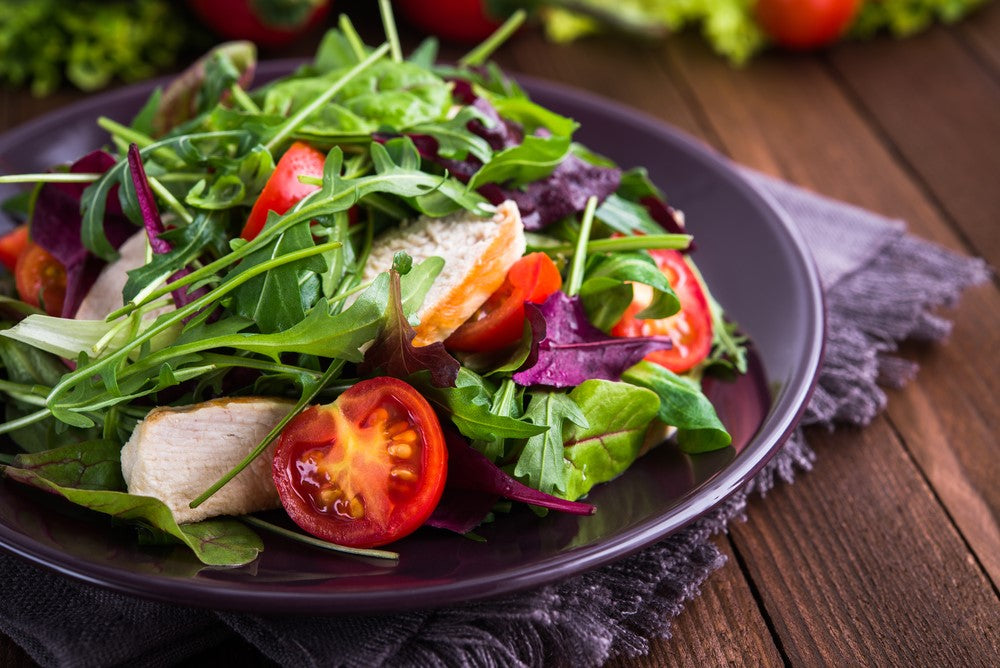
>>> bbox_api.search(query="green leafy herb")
[514,390,588,495]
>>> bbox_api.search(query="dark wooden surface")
[1,4,998,666]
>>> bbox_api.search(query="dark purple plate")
[0,64,824,614]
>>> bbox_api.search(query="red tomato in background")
[611,249,712,373]
[272,377,448,548]
[188,0,332,48]
[755,0,861,49]
[0,225,29,271]
[241,141,326,241]
[14,242,66,316]
[445,252,563,353]
[394,0,503,44]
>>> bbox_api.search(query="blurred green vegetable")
[0,0,207,96]
[497,0,991,64]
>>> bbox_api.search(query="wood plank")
[607,537,784,668]
[662,31,1000,592]
[733,423,1000,665]
[961,1,1000,76]
[827,20,1000,270]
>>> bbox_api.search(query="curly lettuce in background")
[0,0,205,96]
[514,0,991,64]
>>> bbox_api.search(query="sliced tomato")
[0,225,29,271]
[241,141,326,241]
[14,242,66,316]
[272,377,448,548]
[611,249,712,373]
[445,252,562,353]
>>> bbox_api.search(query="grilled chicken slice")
[121,397,293,524]
[357,200,526,346]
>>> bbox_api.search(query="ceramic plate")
[0,63,824,613]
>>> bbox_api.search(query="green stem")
[531,233,692,256]
[148,176,194,225]
[378,0,403,63]
[189,360,344,509]
[459,10,527,67]
[98,117,183,167]
[265,43,390,152]
[566,195,598,296]
[241,515,399,560]
[0,173,101,184]
[47,241,342,415]
[338,14,367,61]
[0,408,52,435]
[228,83,261,114]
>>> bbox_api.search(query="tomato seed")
[394,429,418,445]
[390,466,417,482]
[348,496,365,519]
[365,407,389,428]
[387,443,413,459]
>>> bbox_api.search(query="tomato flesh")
[15,242,67,316]
[611,249,712,373]
[241,142,326,241]
[273,377,447,548]
[755,0,861,50]
[395,0,504,44]
[445,252,562,353]
[0,225,29,271]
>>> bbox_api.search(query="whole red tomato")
[394,0,503,44]
[188,0,331,48]
[755,0,861,50]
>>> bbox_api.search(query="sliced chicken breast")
[358,200,526,345]
[121,397,293,524]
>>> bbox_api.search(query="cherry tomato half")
[272,377,448,548]
[755,0,861,50]
[445,252,562,353]
[0,225,29,271]
[14,242,66,316]
[241,141,326,241]
[394,0,504,44]
[611,249,712,373]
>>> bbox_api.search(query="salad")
[0,8,746,566]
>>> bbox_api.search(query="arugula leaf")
[468,134,571,189]
[621,361,731,453]
[596,193,664,236]
[411,368,546,442]
[485,93,580,137]
[470,377,521,461]
[561,379,661,500]
[514,390,588,495]
[409,107,493,162]
[579,251,679,329]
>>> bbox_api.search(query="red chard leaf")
[426,430,594,534]
[359,269,460,388]
[30,150,134,318]
[513,292,672,388]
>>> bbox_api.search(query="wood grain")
[961,2,1000,76]
[606,537,784,668]
[734,423,1000,665]
[827,24,1000,270]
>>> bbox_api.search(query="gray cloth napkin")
[0,171,989,668]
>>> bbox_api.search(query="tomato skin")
[273,377,448,548]
[755,0,861,50]
[14,242,67,316]
[394,0,503,44]
[241,142,326,241]
[611,249,712,373]
[445,252,562,353]
[0,225,29,271]
[188,0,332,48]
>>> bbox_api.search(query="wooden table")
[1,4,998,666]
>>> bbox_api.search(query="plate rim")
[0,64,825,613]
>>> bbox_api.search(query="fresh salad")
[0,8,746,566]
